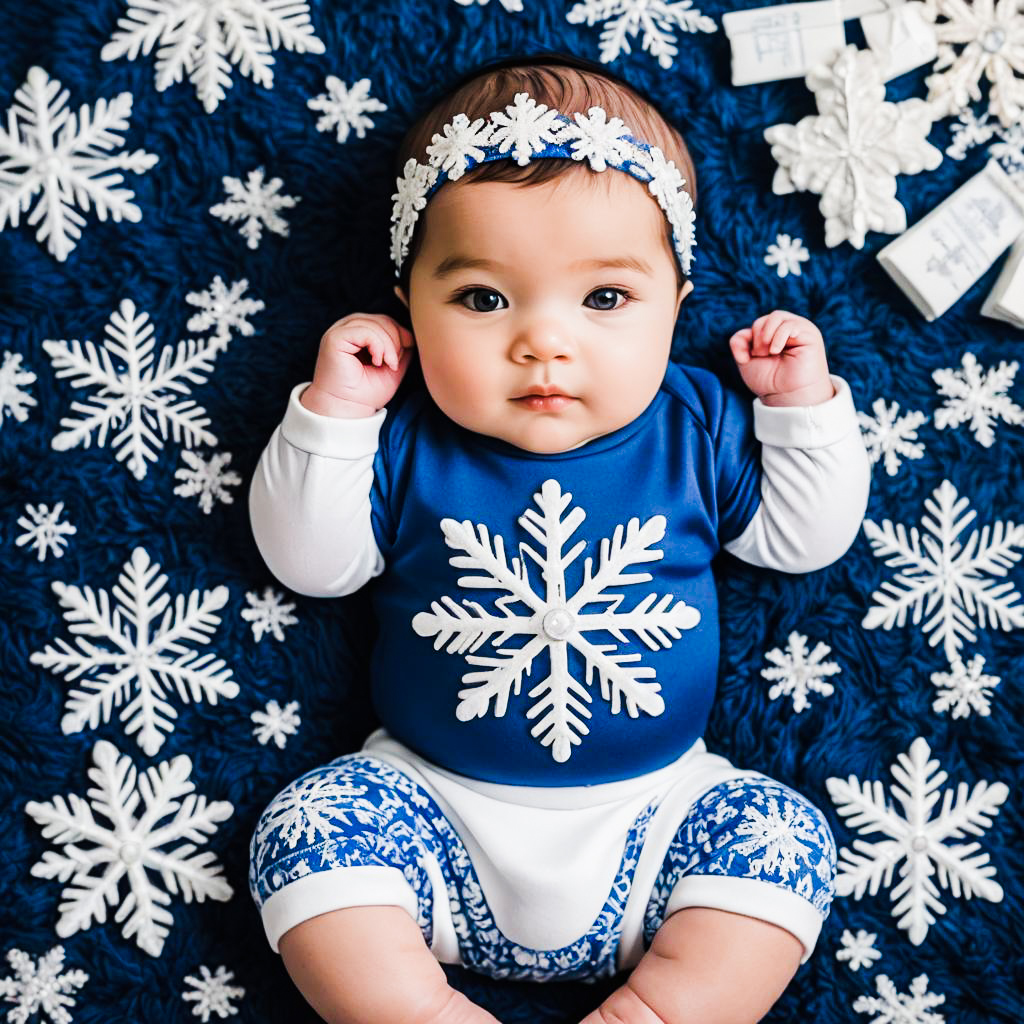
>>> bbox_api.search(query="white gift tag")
[877,160,1024,321]
[722,1,847,86]
[981,235,1024,328]
[861,2,938,81]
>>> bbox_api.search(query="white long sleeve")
[723,374,870,573]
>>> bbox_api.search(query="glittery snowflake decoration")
[251,699,301,748]
[827,735,1007,944]
[29,546,238,756]
[761,631,841,712]
[182,965,245,1021]
[853,973,946,1023]
[241,587,298,642]
[209,168,299,249]
[307,77,388,144]
[566,0,717,69]
[0,946,88,1024]
[764,45,943,249]
[931,653,1000,717]
[836,929,882,971]
[0,352,38,426]
[174,450,243,514]
[101,0,325,114]
[15,503,77,562]
[26,740,233,957]
[861,479,1024,664]
[764,233,810,277]
[858,398,929,476]
[932,352,1022,448]
[411,478,701,763]
[185,276,265,347]
[0,67,158,262]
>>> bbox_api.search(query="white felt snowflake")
[185,276,265,347]
[764,234,809,277]
[931,653,1000,717]
[858,398,929,477]
[29,546,239,756]
[307,77,388,144]
[566,0,717,69]
[251,699,301,748]
[861,479,1024,665]
[0,946,88,1024]
[0,67,158,262]
[932,352,1022,448]
[989,121,1024,183]
[836,928,882,971]
[26,740,233,957]
[209,168,299,250]
[826,736,1007,944]
[241,587,297,642]
[853,973,946,1023]
[425,114,495,181]
[411,478,701,763]
[454,0,524,9]
[920,0,1024,128]
[0,352,38,426]
[946,107,996,158]
[174,450,242,514]
[101,0,325,114]
[488,92,565,167]
[15,503,77,562]
[182,965,245,1021]
[390,158,439,269]
[761,631,841,712]
[764,45,943,249]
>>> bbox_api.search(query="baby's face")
[395,171,691,454]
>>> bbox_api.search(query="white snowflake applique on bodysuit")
[411,479,701,764]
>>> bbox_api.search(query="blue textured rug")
[1,1,1021,1022]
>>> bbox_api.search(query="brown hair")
[394,52,697,293]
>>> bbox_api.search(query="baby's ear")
[675,279,694,315]
[393,284,409,309]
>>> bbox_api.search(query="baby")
[248,52,871,1024]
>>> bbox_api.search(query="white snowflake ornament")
[307,77,388,144]
[827,736,1007,944]
[0,352,38,426]
[174,450,243,514]
[858,398,929,476]
[182,965,245,1021]
[411,478,701,763]
[836,928,882,971]
[764,45,943,249]
[15,503,77,562]
[241,587,297,642]
[761,631,841,712]
[455,0,524,9]
[185,276,265,347]
[251,699,301,748]
[853,973,946,1023]
[210,168,299,249]
[764,234,810,277]
[945,107,996,158]
[30,546,239,756]
[0,946,88,1024]
[932,351,1022,448]
[0,67,158,262]
[931,653,1000,717]
[26,740,233,957]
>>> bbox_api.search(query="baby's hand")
[728,310,835,407]
[302,313,415,417]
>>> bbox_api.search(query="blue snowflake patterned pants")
[249,752,837,983]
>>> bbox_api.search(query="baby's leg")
[278,905,501,1024]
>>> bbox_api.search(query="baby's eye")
[456,288,507,313]
[585,288,631,311]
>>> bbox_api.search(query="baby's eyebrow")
[432,254,653,278]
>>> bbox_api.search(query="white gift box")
[860,1,938,81]
[981,235,1024,328]
[877,160,1024,321]
[722,0,846,86]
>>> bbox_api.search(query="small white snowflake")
[488,92,565,167]
[390,158,439,269]
[761,631,841,712]
[853,973,946,1024]
[931,653,1000,718]
[857,398,929,477]
[174,450,243,514]
[836,929,882,971]
[185,276,265,347]
[15,503,77,561]
[0,945,88,1024]
[932,351,1022,448]
[566,0,717,70]
[182,965,245,1021]
[209,168,299,250]
[425,113,495,181]
[946,107,996,158]
[251,699,301,749]
[0,67,158,262]
[764,233,810,277]
[989,120,1024,185]
[241,587,298,642]
[307,77,388,144]
[454,0,524,10]
[0,352,38,426]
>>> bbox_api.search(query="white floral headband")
[390,91,696,279]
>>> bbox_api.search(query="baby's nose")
[512,319,573,361]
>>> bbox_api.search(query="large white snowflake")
[760,631,841,712]
[0,946,88,1024]
[209,167,299,249]
[0,351,38,426]
[26,740,233,957]
[931,653,1000,717]
[185,276,265,346]
[764,45,943,249]
[410,478,701,763]
[174,450,242,514]
[101,0,325,114]
[861,479,1024,664]
[853,973,946,1023]
[0,67,157,262]
[307,77,388,144]
[932,351,1022,448]
[566,0,717,70]
[858,398,929,477]
[15,503,77,562]
[29,546,239,756]
[182,965,245,1021]
[826,736,1007,945]
[920,0,1024,128]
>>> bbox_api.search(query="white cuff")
[753,374,858,449]
[281,382,387,459]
